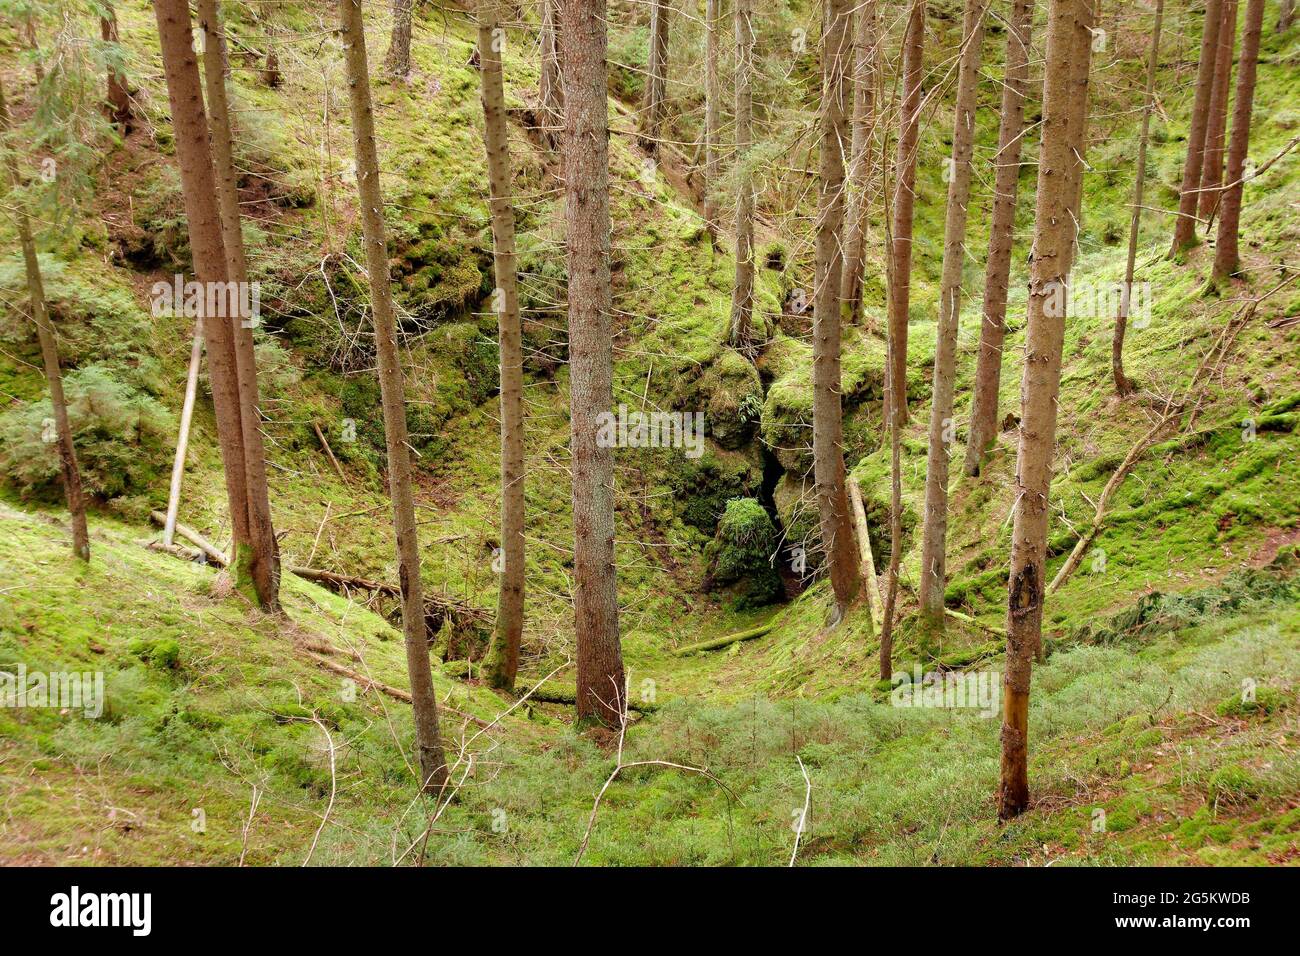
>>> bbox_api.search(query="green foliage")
[703,497,783,609]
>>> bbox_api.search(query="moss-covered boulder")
[701,350,764,449]
[671,447,762,534]
[703,498,784,609]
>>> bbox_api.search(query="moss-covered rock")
[702,498,784,609]
[670,447,762,533]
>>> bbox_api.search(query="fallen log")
[847,477,884,630]
[150,511,228,566]
[943,607,1006,638]
[525,687,659,714]
[304,651,491,728]
[672,622,775,657]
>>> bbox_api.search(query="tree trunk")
[812,0,861,623]
[163,317,204,547]
[476,4,526,692]
[384,0,414,77]
[539,0,564,150]
[101,6,132,128]
[884,0,925,430]
[640,0,670,153]
[918,0,987,632]
[1170,0,1223,254]
[198,0,280,612]
[562,0,625,727]
[152,0,255,594]
[963,0,1034,477]
[1279,0,1295,32]
[337,0,448,791]
[1113,0,1164,397]
[1198,0,1238,221]
[1061,0,1096,274]
[999,0,1092,823]
[702,0,722,238]
[1212,0,1264,280]
[839,0,878,325]
[728,0,755,351]
[0,78,90,563]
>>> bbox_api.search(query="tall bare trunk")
[999,0,1092,822]
[1170,0,1223,254]
[1198,0,1238,220]
[812,0,861,623]
[885,0,925,430]
[562,0,625,727]
[0,78,90,562]
[963,0,1034,477]
[839,0,879,326]
[152,0,255,592]
[476,4,526,692]
[640,0,670,153]
[1212,0,1264,281]
[1279,0,1295,32]
[917,0,987,632]
[1113,0,1164,397]
[198,0,280,612]
[539,0,564,150]
[337,0,448,791]
[384,0,414,77]
[1061,0,1096,274]
[702,0,722,238]
[101,6,132,128]
[728,0,755,351]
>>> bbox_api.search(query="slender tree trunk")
[917,0,987,632]
[1198,0,1238,221]
[1170,0,1223,254]
[640,0,670,153]
[1062,0,1096,274]
[539,0,564,150]
[1113,0,1164,397]
[198,0,280,612]
[885,0,925,430]
[164,317,204,547]
[562,0,625,727]
[337,0,448,791]
[0,78,90,562]
[384,0,414,77]
[476,5,526,692]
[812,0,861,623]
[702,0,722,239]
[963,0,1034,478]
[1213,0,1264,281]
[1279,0,1295,32]
[728,0,755,351]
[101,6,132,128]
[999,0,1092,822]
[839,0,878,325]
[152,0,255,591]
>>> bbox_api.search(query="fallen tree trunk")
[672,622,774,656]
[847,477,884,630]
[525,687,658,714]
[304,650,490,728]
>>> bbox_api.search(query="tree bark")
[1113,0,1164,397]
[1170,0,1223,254]
[1279,0,1295,32]
[198,0,280,612]
[384,0,414,77]
[702,0,722,238]
[101,5,132,128]
[918,0,987,632]
[562,0,625,728]
[999,0,1092,822]
[476,4,526,692]
[163,317,204,547]
[1213,0,1264,280]
[640,0,670,153]
[0,77,90,562]
[1197,0,1238,221]
[728,0,755,351]
[1061,0,1097,274]
[337,0,448,791]
[839,0,878,325]
[152,0,255,594]
[539,0,564,150]
[884,0,925,430]
[812,0,861,623]
[963,0,1034,477]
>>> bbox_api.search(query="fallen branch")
[526,687,658,714]
[672,622,775,656]
[847,477,885,631]
[303,650,491,728]
[312,420,348,482]
[943,607,1006,637]
[149,511,227,565]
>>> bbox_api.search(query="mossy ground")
[0,2,1297,864]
